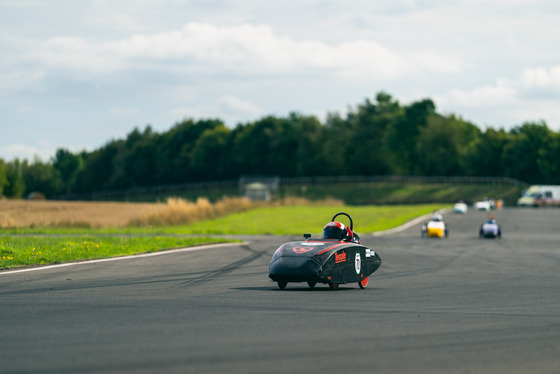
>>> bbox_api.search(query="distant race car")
[421,213,449,238]
[268,212,382,290]
[453,201,468,214]
[479,219,501,238]
[475,198,496,211]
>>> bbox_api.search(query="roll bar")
[331,212,353,231]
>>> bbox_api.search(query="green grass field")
[0,204,447,269]
[0,236,236,270]
[159,204,447,235]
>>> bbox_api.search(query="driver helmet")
[432,213,443,222]
[323,221,346,240]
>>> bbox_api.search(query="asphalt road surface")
[1,207,559,374]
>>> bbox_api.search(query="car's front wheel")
[358,277,369,289]
[277,281,287,289]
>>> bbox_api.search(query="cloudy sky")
[1,0,559,161]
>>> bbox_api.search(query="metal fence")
[52,175,528,201]
[280,175,529,187]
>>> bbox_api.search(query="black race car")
[269,212,382,290]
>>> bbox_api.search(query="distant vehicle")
[479,220,501,239]
[517,185,560,207]
[421,213,449,238]
[453,201,468,214]
[475,198,496,211]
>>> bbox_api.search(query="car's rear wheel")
[277,281,287,289]
[358,277,369,289]
[307,281,316,288]
[328,282,339,290]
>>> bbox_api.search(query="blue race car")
[479,219,501,238]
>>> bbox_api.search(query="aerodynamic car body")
[421,213,449,238]
[268,213,382,290]
[479,220,501,238]
[453,201,468,214]
[475,198,496,211]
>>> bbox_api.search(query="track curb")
[0,242,242,275]
[372,209,450,236]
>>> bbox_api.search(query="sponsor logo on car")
[335,251,346,264]
[293,247,313,254]
[355,252,361,274]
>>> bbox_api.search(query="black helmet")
[323,221,346,240]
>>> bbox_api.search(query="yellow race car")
[421,213,449,238]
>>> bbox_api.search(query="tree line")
[1,92,559,199]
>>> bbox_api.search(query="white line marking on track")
[0,242,242,276]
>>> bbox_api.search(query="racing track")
[1,208,559,374]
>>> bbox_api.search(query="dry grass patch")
[0,199,169,228]
[0,196,342,229]
[129,197,254,227]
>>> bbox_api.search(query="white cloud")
[169,95,264,125]
[0,141,55,162]
[110,107,138,115]
[0,70,45,95]
[6,22,466,88]
[435,66,560,128]
[215,96,263,118]
[440,66,560,107]
[2,0,560,162]
[442,80,516,108]
[29,36,121,73]
[90,9,144,32]
[520,66,560,91]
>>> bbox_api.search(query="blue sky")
[1,0,560,161]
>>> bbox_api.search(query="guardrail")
[51,175,528,201]
[280,175,529,187]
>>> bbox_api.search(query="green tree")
[321,112,353,176]
[73,141,122,193]
[0,159,7,196]
[4,160,25,198]
[165,119,225,183]
[52,148,84,193]
[292,113,324,176]
[384,98,435,174]
[120,126,158,188]
[416,115,480,176]
[21,157,62,198]
[467,128,508,177]
[346,93,400,175]
[537,131,560,184]
[502,122,552,183]
[189,124,231,180]
[230,115,294,176]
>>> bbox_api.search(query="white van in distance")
[517,185,560,207]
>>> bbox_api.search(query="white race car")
[453,201,468,214]
[475,198,496,211]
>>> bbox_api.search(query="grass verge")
[0,236,236,270]
[156,204,449,235]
